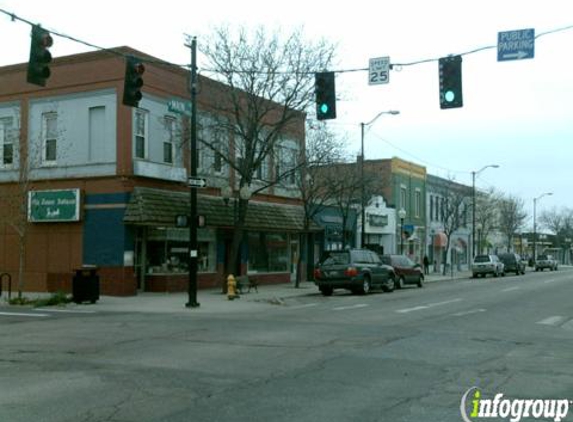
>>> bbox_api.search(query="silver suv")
[535,254,558,271]
[472,254,505,278]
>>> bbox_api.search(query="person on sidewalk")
[423,255,430,275]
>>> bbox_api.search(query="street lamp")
[360,110,400,248]
[398,208,406,255]
[533,192,552,263]
[472,164,499,258]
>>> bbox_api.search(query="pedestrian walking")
[423,255,430,275]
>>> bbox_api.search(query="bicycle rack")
[0,273,12,300]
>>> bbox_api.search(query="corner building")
[0,47,308,295]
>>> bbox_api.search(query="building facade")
[0,47,310,295]
[426,174,472,272]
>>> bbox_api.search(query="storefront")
[124,187,312,292]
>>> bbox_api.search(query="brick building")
[0,47,309,295]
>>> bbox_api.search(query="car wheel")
[383,276,395,293]
[397,276,405,289]
[360,276,371,295]
[319,286,333,296]
[417,274,424,288]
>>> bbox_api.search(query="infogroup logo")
[460,387,571,422]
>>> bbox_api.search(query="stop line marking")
[332,304,369,311]
[396,298,463,314]
[0,311,49,318]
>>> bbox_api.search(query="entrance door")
[290,239,300,283]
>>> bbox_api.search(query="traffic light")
[27,25,53,87]
[438,55,463,109]
[315,71,336,120]
[122,56,145,107]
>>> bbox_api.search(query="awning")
[434,232,447,247]
[123,187,320,232]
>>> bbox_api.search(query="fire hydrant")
[227,274,238,300]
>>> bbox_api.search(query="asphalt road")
[1,269,572,422]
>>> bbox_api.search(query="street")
[1,270,572,422]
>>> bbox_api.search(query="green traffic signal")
[439,55,463,109]
[27,25,53,87]
[315,72,336,120]
[122,56,145,108]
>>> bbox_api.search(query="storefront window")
[247,232,288,273]
[146,227,216,274]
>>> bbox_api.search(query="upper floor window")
[198,118,227,175]
[400,186,407,211]
[42,112,57,164]
[429,195,434,221]
[415,189,422,218]
[0,117,14,166]
[135,109,148,159]
[163,116,176,164]
[276,145,297,186]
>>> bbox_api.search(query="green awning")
[123,187,320,232]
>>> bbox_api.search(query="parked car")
[498,253,526,275]
[472,254,505,278]
[313,249,396,296]
[379,254,424,288]
[535,254,558,271]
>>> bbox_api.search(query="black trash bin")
[72,266,100,304]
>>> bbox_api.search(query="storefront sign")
[28,189,81,222]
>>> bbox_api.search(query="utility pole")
[185,36,200,308]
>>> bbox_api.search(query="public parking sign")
[497,28,535,62]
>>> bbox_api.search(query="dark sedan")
[379,254,424,288]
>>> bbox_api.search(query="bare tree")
[498,194,527,250]
[434,178,472,275]
[199,25,336,278]
[296,123,347,284]
[475,187,501,254]
[539,207,573,259]
[0,111,28,298]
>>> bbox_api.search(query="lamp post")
[476,223,482,255]
[360,110,400,248]
[472,164,499,259]
[533,192,552,263]
[398,208,406,255]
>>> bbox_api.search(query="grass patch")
[8,291,72,307]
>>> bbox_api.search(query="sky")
[0,0,571,226]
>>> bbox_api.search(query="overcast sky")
[1,0,571,225]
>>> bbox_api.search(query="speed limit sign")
[369,56,390,85]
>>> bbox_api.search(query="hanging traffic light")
[122,56,145,107]
[315,71,336,120]
[439,55,463,109]
[27,25,53,87]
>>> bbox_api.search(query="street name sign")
[188,177,207,188]
[369,56,390,85]
[497,28,535,62]
[28,189,81,222]
[168,99,192,116]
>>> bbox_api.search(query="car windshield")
[320,252,350,266]
[538,255,548,260]
[474,255,491,263]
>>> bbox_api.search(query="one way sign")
[188,177,207,188]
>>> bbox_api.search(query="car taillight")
[313,268,322,279]
[344,267,359,277]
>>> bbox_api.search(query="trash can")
[72,266,100,304]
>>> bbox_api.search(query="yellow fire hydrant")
[227,274,238,300]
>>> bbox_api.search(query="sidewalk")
[3,271,472,315]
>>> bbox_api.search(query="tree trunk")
[17,234,25,299]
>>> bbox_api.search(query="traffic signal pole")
[186,36,200,308]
